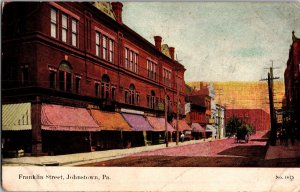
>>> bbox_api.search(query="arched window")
[58,61,72,92]
[147,91,156,109]
[101,74,110,99]
[124,84,139,105]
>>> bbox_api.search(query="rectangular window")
[125,91,128,104]
[147,95,150,108]
[136,94,140,106]
[147,60,157,81]
[71,19,78,47]
[135,54,139,74]
[96,32,100,56]
[95,83,100,97]
[59,71,65,91]
[49,70,56,88]
[102,36,107,60]
[51,9,57,38]
[111,86,116,101]
[125,48,128,69]
[75,76,80,94]
[21,66,29,86]
[129,51,133,71]
[101,83,105,99]
[109,39,114,63]
[124,48,138,74]
[66,73,72,92]
[61,14,68,43]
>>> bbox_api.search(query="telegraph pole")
[215,89,223,139]
[165,87,168,147]
[261,61,279,146]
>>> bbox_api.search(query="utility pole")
[165,87,168,147]
[215,89,223,139]
[261,61,279,146]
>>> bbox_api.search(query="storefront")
[90,110,132,149]
[146,116,174,144]
[122,113,153,147]
[2,103,32,157]
[191,123,206,139]
[41,104,99,155]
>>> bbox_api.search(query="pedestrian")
[180,132,185,143]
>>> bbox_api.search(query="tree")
[225,117,243,136]
[225,117,256,136]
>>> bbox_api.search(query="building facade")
[284,31,300,139]
[2,2,186,156]
[225,109,270,132]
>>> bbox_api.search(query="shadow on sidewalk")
[218,145,267,158]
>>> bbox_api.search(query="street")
[79,132,293,167]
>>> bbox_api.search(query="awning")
[41,104,99,131]
[2,103,32,131]
[172,119,192,131]
[191,123,205,133]
[122,113,153,131]
[90,110,132,131]
[146,116,174,132]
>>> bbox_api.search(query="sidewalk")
[265,139,300,160]
[2,138,213,166]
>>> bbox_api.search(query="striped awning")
[41,104,99,131]
[2,103,32,131]
[122,113,153,131]
[146,116,174,132]
[172,119,192,131]
[90,110,132,131]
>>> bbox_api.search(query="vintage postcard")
[1,1,300,191]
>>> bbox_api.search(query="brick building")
[2,2,186,156]
[225,109,270,132]
[284,31,300,139]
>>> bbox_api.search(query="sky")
[122,2,300,82]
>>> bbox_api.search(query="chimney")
[111,2,123,24]
[169,47,175,60]
[154,36,162,51]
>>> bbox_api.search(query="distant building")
[187,81,285,114]
[225,109,270,132]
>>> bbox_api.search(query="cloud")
[123,2,300,82]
